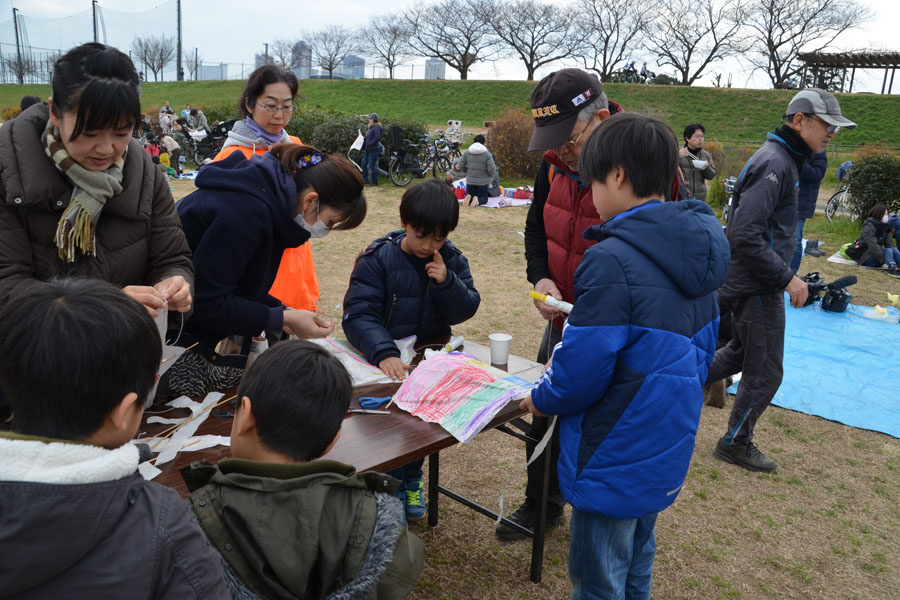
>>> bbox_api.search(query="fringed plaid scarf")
[43,123,125,262]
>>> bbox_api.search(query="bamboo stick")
[148,393,235,451]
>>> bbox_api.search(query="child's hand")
[519,393,548,417]
[379,357,412,381]
[426,250,448,284]
[123,285,166,317]
[154,275,192,313]
[283,309,335,339]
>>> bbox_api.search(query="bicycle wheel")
[825,188,851,222]
[390,159,413,187]
[434,156,452,178]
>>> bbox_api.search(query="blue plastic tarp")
[727,296,900,438]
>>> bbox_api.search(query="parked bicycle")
[388,126,451,187]
[723,176,737,225]
[825,184,858,222]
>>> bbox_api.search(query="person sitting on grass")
[455,134,498,207]
[0,278,227,598]
[185,340,424,600]
[520,112,729,599]
[342,178,481,521]
[855,204,900,278]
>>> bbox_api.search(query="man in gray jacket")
[708,89,855,472]
[457,134,498,207]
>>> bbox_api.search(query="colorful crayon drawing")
[393,352,533,442]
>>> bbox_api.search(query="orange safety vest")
[213,138,321,311]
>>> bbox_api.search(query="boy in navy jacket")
[521,113,729,599]
[343,179,480,520]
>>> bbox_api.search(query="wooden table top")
[143,341,542,496]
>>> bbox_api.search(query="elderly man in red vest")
[498,69,622,540]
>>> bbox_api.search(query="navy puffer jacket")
[342,230,480,365]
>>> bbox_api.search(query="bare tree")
[575,0,654,82]
[310,25,357,79]
[2,53,37,84]
[743,0,871,88]
[360,15,411,79]
[131,35,176,82]
[644,0,747,86]
[478,0,581,81]
[185,50,203,81]
[270,38,304,70]
[406,0,500,80]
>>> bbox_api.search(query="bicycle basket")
[389,126,405,149]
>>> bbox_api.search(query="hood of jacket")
[467,142,488,155]
[221,119,290,152]
[187,458,413,599]
[0,435,146,591]
[585,200,730,299]
[194,151,308,249]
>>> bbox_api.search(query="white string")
[495,415,558,525]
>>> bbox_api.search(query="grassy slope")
[3,80,898,145]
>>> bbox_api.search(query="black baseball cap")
[529,69,604,151]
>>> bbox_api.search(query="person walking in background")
[456,134,498,207]
[706,88,855,473]
[678,123,717,202]
[791,150,828,272]
[362,113,383,186]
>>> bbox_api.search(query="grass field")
[3,79,899,147]
[168,175,900,600]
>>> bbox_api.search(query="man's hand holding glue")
[532,278,564,320]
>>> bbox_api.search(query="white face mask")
[882,214,890,224]
[294,201,331,238]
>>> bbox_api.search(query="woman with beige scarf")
[0,43,193,318]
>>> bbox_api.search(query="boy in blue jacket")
[521,113,729,599]
[343,179,480,520]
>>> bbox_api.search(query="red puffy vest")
[542,150,604,331]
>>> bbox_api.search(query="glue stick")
[529,290,573,314]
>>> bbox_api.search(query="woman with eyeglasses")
[214,64,322,314]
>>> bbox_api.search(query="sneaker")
[405,478,427,521]
[714,436,777,472]
[496,502,565,541]
[888,267,900,279]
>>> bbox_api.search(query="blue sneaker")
[405,477,427,521]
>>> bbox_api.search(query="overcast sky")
[1,0,898,92]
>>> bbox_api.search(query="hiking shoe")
[496,502,565,541]
[714,437,777,472]
[405,478,427,521]
[703,379,726,408]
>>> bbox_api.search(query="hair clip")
[297,151,324,169]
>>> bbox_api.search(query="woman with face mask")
[177,143,366,357]
[856,204,900,278]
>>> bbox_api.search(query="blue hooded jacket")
[531,199,730,519]
[177,152,309,347]
[342,230,480,366]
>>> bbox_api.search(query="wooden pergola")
[798,51,900,94]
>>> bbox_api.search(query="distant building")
[292,41,312,80]
[425,58,445,80]
[334,54,365,79]
[199,63,227,81]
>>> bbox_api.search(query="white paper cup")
[489,333,512,365]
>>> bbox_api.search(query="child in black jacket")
[342,179,480,520]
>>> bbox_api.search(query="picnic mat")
[727,295,900,438]
[456,196,531,208]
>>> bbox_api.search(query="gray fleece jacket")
[456,142,498,186]
[221,119,292,153]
